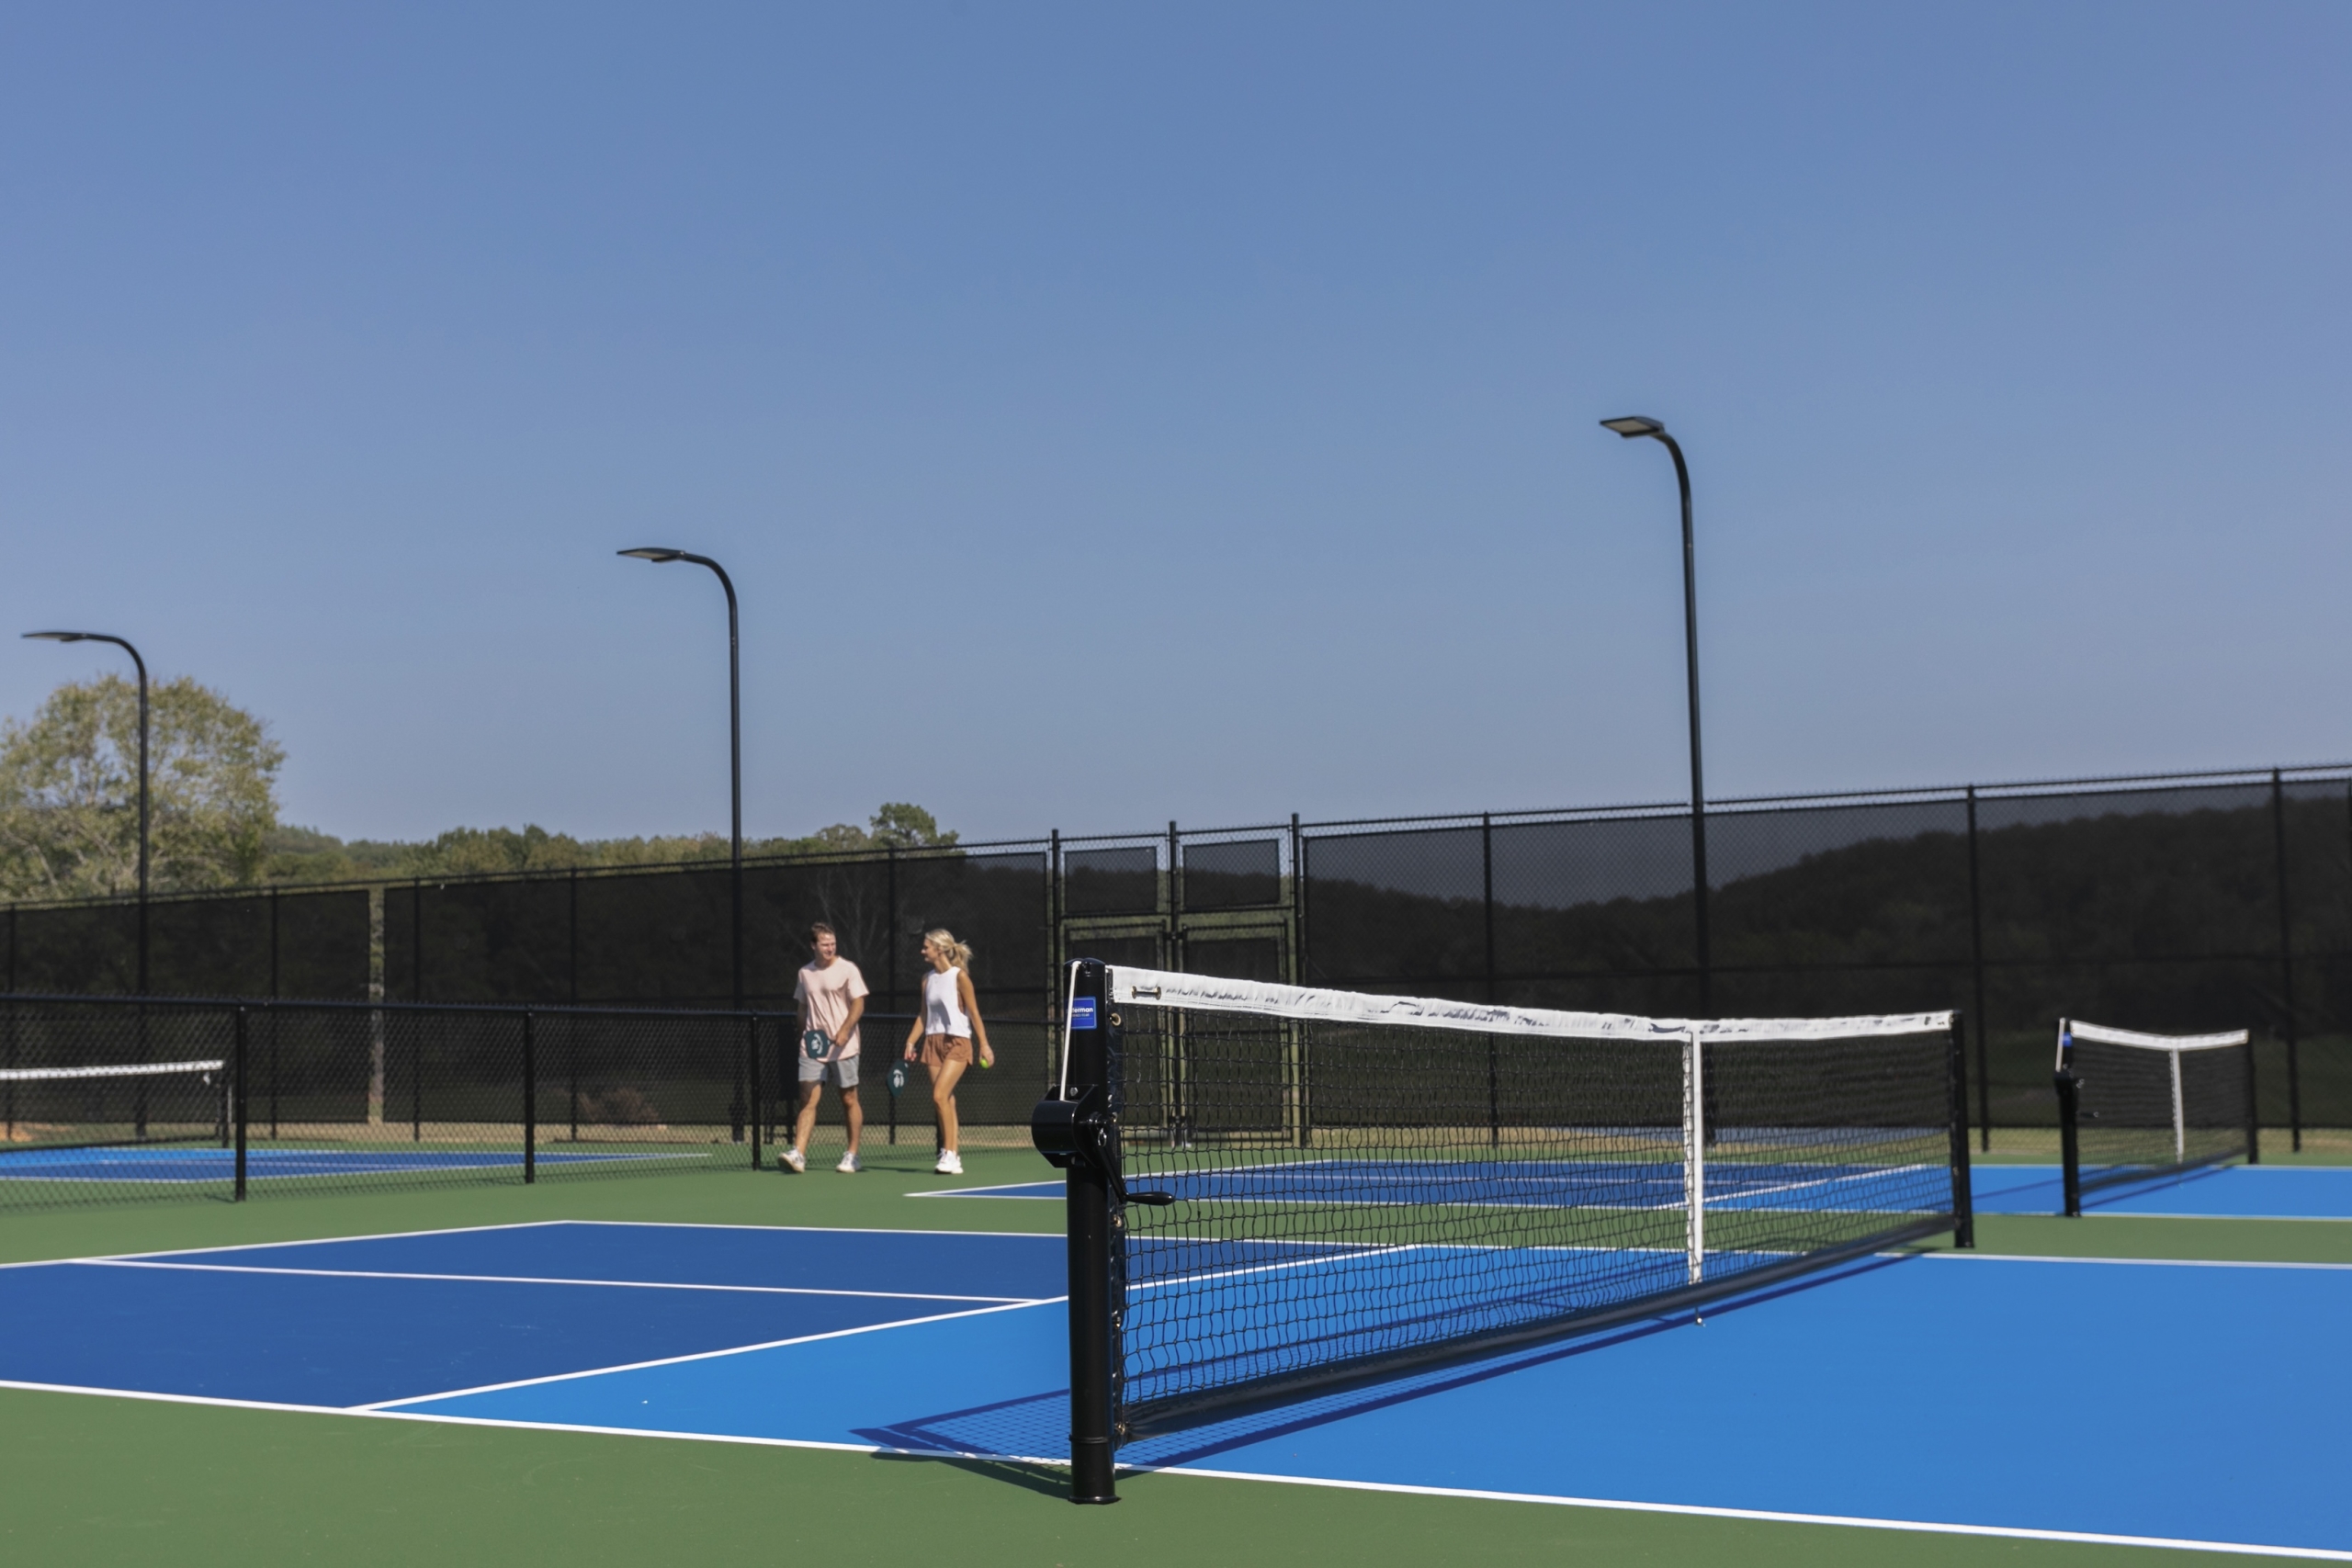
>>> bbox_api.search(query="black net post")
[1946,1012,1974,1248]
[2054,1022,2083,1218]
[523,1010,537,1185]
[1030,957,1120,1505]
[232,1005,249,1201]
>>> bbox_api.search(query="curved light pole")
[1600,416,1709,1016]
[617,550,745,1012]
[24,630,151,995]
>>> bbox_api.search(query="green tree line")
[0,677,954,899]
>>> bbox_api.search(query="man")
[784,922,868,1174]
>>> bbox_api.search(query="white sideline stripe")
[73,1258,1040,1303]
[1109,967,1952,1045]
[1127,1245,1419,1294]
[2091,1212,2352,1224]
[352,1296,1060,1409]
[2,1380,2341,1561]
[908,1183,1058,1199]
[0,1218,579,1271]
[549,1219,1063,1241]
[2064,1018,2250,1052]
[0,1378,895,1453]
[0,1058,225,1082]
[0,1213,1053,1279]
[1924,1251,2352,1272]
[1151,1467,2352,1562]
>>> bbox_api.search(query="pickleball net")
[0,1058,232,1155]
[2052,1019,2255,1216]
[1036,963,1972,1459]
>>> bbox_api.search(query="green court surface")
[4,1140,2347,1568]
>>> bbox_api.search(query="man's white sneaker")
[934,1150,964,1176]
[780,1146,807,1174]
[835,1151,861,1174]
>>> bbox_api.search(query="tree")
[0,675,283,899]
[869,802,956,849]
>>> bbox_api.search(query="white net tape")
[1107,968,1951,1045]
[2059,1018,2248,1064]
[0,1058,225,1083]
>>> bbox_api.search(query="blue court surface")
[0,1147,707,1182]
[937,1160,2352,1222]
[2,1219,2346,1558]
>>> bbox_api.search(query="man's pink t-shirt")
[795,958,869,1060]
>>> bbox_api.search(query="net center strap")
[1106,968,1952,1044]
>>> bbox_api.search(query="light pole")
[1600,416,1709,1016]
[24,630,150,996]
[616,550,745,1012]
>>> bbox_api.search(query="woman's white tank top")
[923,967,972,1037]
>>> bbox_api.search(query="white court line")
[353,1296,1061,1410]
[0,1216,1063,1273]
[3,1378,2342,1561]
[550,1218,1063,1240]
[1127,1246,1420,1294]
[0,1218,576,1271]
[2084,1211,2352,1223]
[908,1182,1057,1199]
[1151,1467,2352,1562]
[1924,1251,2352,1272]
[74,1258,1040,1303]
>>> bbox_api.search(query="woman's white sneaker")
[934,1150,964,1176]
[835,1151,861,1174]
[780,1146,807,1174]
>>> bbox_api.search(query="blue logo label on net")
[1069,997,1098,1031]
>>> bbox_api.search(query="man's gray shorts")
[799,1054,860,1089]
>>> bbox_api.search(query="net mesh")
[0,1059,231,1158]
[2062,1021,2251,1199]
[1102,970,1962,1434]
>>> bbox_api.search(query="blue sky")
[1,3,2345,842]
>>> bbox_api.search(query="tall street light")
[617,549,745,1013]
[1600,416,1710,1016]
[24,630,151,996]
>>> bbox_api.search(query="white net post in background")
[1682,1029,1703,1286]
[2052,1019,2254,1217]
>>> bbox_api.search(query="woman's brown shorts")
[920,1033,974,1069]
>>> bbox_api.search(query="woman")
[903,928,993,1176]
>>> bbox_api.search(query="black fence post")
[1945,1012,1973,1248]
[2270,770,2301,1153]
[1483,813,1498,1147]
[748,1012,763,1170]
[232,1006,249,1201]
[2243,1033,2261,1167]
[523,1010,537,1184]
[1287,814,1303,987]
[1965,785,1991,1151]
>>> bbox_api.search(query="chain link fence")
[6,764,2347,1174]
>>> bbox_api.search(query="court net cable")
[2052,1018,2256,1217]
[1032,960,1973,1502]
